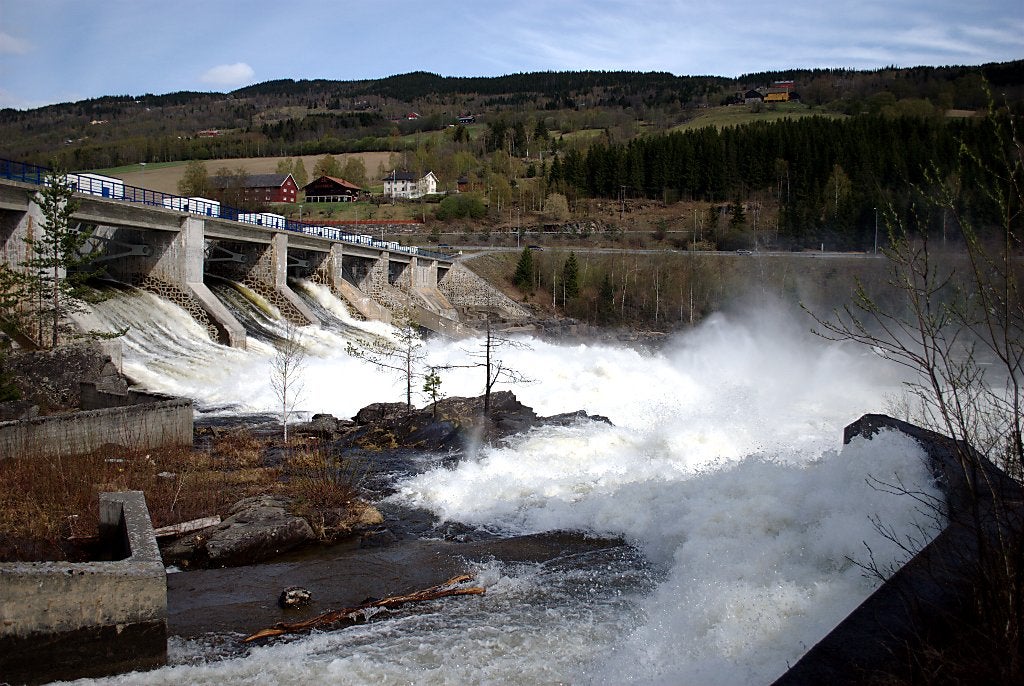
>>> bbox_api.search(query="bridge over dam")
[0,163,528,348]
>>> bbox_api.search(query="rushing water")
[63,281,943,685]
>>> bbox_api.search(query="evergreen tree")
[22,171,100,348]
[534,117,549,143]
[512,247,534,291]
[422,367,444,419]
[562,251,580,301]
[729,198,747,228]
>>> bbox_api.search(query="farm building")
[302,176,364,202]
[210,173,298,204]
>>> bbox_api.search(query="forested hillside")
[1,61,1021,258]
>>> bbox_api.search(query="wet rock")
[359,528,399,548]
[160,497,387,568]
[339,391,613,453]
[205,496,316,567]
[278,586,312,609]
[355,402,409,424]
[296,413,355,440]
[161,496,316,569]
[543,409,613,428]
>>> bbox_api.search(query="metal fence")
[0,158,451,261]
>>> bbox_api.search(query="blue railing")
[0,158,451,261]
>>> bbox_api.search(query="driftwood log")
[243,574,485,642]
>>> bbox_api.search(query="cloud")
[0,30,31,55]
[199,62,255,88]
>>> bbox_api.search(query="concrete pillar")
[177,218,247,348]
[323,243,393,324]
[269,232,320,326]
[0,191,39,274]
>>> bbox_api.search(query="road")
[447,245,884,260]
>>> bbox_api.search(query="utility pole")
[874,207,878,255]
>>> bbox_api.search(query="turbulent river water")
[63,280,943,685]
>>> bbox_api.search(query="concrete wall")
[439,263,532,322]
[773,414,1024,685]
[0,386,193,459]
[0,491,167,685]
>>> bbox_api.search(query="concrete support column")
[322,243,392,324]
[410,256,439,289]
[269,232,320,326]
[0,190,39,273]
[178,218,247,348]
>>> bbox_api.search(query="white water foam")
[60,287,943,685]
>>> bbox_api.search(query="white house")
[382,171,439,199]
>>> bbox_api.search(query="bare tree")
[346,311,425,410]
[270,321,307,443]
[811,97,1024,683]
[448,315,530,416]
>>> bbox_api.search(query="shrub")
[436,193,486,221]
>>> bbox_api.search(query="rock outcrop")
[161,496,384,569]
[298,391,611,453]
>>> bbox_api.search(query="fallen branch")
[243,573,485,642]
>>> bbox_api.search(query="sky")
[1,0,1021,110]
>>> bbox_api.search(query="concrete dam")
[0,163,527,348]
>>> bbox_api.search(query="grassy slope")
[90,151,397,195]
[673,102,841,131]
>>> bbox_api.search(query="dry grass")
[283,446,363,514]
[0,430,370,561]
[0,431,287,561]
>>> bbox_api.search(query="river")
[62,281,943,685]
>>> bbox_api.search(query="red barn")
[302,175,364,202]
[211,173,298,204]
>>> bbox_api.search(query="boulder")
[295,413,356,440]
[339,391,613,452]
[354,402,409,424]
[204,496,316,567]
[160,496,388,568]
[161,496,315,569]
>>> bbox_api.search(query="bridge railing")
[0,158,448,261]
[0,159,48,185]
